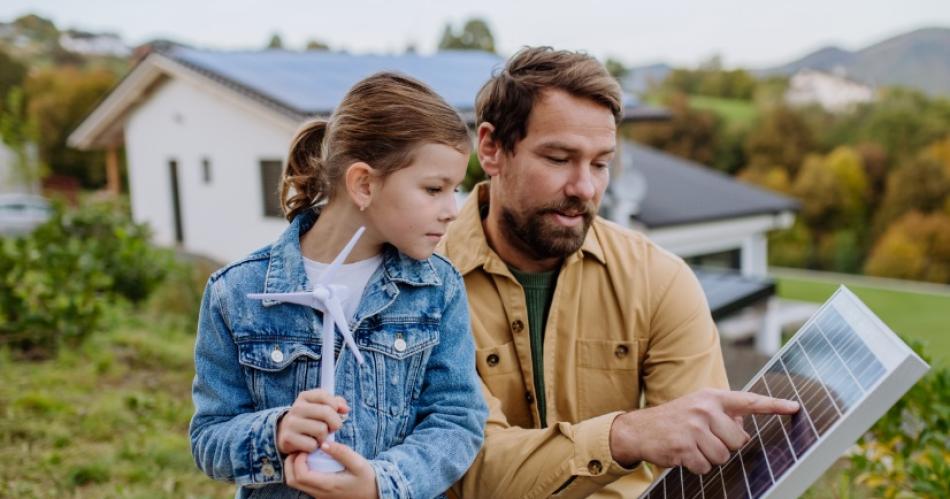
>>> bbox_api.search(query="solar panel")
[639,286,930,499]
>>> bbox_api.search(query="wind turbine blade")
[317,226,366,285]
[325,297,365,365]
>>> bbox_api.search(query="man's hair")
[475,46,623,153]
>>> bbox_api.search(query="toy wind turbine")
[247,227,367,472]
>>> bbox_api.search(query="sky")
[3,0,949,68]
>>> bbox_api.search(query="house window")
[259,159,284,218]
[202,157,212,184]
[686,248,741,271]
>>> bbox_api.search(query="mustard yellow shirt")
[438,184,729,499]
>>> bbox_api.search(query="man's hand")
[277,389,349,455]
[609,388,799,474]
[284,442,379,499]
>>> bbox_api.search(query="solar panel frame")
[638,286,930,499]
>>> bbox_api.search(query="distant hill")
[761,27,950,96]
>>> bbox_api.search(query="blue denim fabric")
[190,210,487,499]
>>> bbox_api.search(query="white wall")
[646,212,794,278]
[124,78,297,263]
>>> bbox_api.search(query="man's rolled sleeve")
[550,411,642,497]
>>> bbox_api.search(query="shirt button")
[587,459,603,475]
[262,460,275,478]
[270,347,284,363]
[511,320,525,333]
[394,338,407,352]
[525,391,534,404]
[614,344,629,359]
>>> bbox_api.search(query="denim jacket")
[190,210,488,499]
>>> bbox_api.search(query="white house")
[70,48,798,353]
[784,68,874,112]
[59,31,131,57]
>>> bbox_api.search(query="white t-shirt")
[303,254,383,321]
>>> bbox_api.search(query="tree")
[604,58,628,79]
[874,156,950,233]
[266,33,284,50]
[12,13,59,44]
[865,211,950,283]
[828,88,950,163]
[792,146,868,232]
[0,48,28,104]
[0,87,44,191]
[854,142,890,211]
[625,92,722,167]
[744,105,814,176]
[305,39,329,51]
[922,134,950,168]
[737,165,791,194]
[768,219,812,268]
[438,18,495,53]
[23,66,117,187]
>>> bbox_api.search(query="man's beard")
[500,197,595,260]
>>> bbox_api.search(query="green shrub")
[0,198,173,358]
[848,339,950,497]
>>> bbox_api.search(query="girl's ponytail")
[280,119,328,222]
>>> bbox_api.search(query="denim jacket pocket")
[356,321,439,442]
[236,337,322,409]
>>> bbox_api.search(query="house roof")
[611,141,799,228]
[694,268,775,320]
[69,47,666,150]
[166,47,503,118]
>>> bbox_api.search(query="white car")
[0,193,51,236]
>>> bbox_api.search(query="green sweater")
[509,266,559,427]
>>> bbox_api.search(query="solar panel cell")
[721,455,750,498]
[700,470,726,499]
[739,431,772,498]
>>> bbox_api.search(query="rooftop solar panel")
[639,286,929,499]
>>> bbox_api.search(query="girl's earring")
[359,204,366,212]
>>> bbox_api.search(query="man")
[438,47,799,498]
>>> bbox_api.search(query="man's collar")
[442,182,606,277]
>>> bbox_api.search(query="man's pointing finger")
[721,391,800,416]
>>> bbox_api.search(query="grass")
[688,95,759,130]
[0,303,232,498]
[775,273,950,367]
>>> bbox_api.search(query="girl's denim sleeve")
[369,268,489,499]
[189,278,288,487]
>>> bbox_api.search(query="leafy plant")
[848,339,950,498]
[0,198,172,358]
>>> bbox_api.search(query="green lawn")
[0,305,232,498]
[688,95,759,130]
[775,274,950,367]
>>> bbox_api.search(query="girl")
[190,72,488,499]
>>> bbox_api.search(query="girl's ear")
[344,161,377,211]
[476,122,503,177]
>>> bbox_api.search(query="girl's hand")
[277,389,349,455]
[284,442,379,499]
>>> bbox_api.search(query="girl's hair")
[280,71,472,221]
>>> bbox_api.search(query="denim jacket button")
[394,338,407,352]
[262,461,275,478]
[270,347,284,363]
